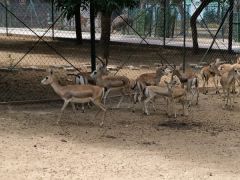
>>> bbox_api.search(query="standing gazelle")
[220,67,240,109]
[41,69,106,125]
[91,58,130,108]
[200,58,222,94]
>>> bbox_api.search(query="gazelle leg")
[151,98,157,112]
[91,99,106,126]
[172,99,177,118]
[57,100,70,125]
[71,102,77,112]
[81,103,85,113]
[144,96,153,115]
[196,88,199,105]
[213,76,219,94]
[116,90,125,108]
[103,89,111,106]
[71,102,80,125]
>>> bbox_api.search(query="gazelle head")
[91,58,108,79]
[209,58,221,75]
[156,65,168,76]
[41,69,54,85]
[233,67,240,80]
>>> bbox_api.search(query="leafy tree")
[54,0,138,62]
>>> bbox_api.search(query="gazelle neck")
[50,80,64,97]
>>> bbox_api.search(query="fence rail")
[0,1,239,103]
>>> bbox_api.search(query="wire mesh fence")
[0,0,239,103]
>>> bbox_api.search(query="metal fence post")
[228,0,234,53]
[90,0,96,72]
[183,0,186,73]
[5,0,8,36]
[51,0,55,39]
[163,0,166,46]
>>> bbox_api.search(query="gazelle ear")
[215,58,221,64]
[237,58,240,64]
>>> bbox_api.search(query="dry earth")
[1,90,240,179]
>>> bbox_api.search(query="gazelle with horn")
[134,65,169,104]
[41,69,106,125]
[171,67,199,105]
[91,58,130,108]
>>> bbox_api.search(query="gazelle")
[200,58,222,94]
[220,67,240,109]
[91,58,130,108]
[218,58,240,76]
[143,77,189,117]
[171,68,199,105]
[218,58,240,94]
[67,71,96,113]
[41,69,106,125]
[134,65,168,103]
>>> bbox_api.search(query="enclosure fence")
[0,0,239,103]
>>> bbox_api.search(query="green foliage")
[54,0,88,19]
[54,0,139,19]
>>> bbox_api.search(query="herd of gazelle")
[41,57,240,125]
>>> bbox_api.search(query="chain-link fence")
[0,0,239,103]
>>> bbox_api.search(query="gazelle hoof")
[144,112,150,116]
[216,90,220,94]
[99,121,104,127]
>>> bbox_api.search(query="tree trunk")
[100,12,112,64]
[190,0,211,54]
[74,4,82,43]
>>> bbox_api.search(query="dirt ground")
[1,35,240,179]
[1,91,240,179]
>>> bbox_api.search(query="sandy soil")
[1,90,240,179]
[1,35,240,179]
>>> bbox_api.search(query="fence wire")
[0,1,239,103]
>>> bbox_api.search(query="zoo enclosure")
[0,0,239,103]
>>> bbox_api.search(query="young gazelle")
[171,68,199,105]
[41,69,106,125]
[220,67,240,109]
[91,59,130,108]
[143,76,189,117]
[134,65,168,103]
[200,58,222,94]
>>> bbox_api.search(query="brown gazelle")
[41,69,106,125]
[220,67,240,109]
[143,76,189,117]
[200,58,222,94]
[134,65,168,103]
[91,58,130,108]
[171,67,199,105]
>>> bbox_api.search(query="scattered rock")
[142,141,156,145]
[104,135,117,139]
[61,139,67,143]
